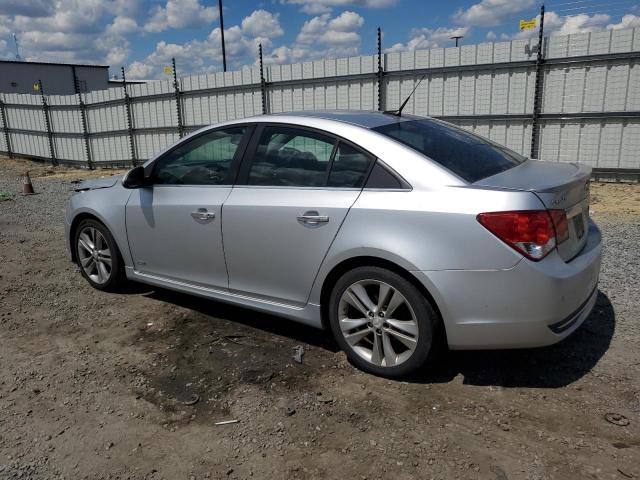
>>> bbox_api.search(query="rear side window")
[327,143,374,188]
[373,119,526,183]
[248,127,334,187]
[246,126,374,188]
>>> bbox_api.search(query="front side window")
[152,126,246,185]
[248,127,335,187]
[373,119,526,183]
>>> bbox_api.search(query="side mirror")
[123,166,151,189]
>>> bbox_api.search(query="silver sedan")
[65,111,601,377]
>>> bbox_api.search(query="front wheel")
[74,219,126,292]
[328,266,436,378]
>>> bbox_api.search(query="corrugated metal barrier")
[0,27,639,180]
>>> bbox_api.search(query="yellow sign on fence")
[33,83,40,92]
[163,66,173,74]
[519,18,537,30]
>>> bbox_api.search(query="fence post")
[530,4,546,159]
[72,66,93,169]
[38,80,57,166]
[0,97,12,159]
[377,27,385,111]
[121,67,137,166]
[259,43,268,115]
[172,58,185,138]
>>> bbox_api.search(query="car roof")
[267,110,421,129]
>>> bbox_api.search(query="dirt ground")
[0,157,639,480]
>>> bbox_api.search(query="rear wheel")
[328,266,436,378]
[74,219,125,292]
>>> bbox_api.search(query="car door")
[125,125,251,289]
[222,124,375,305]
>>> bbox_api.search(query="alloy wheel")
[338,279,419,367]
[77,226,112,285]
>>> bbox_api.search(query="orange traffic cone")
[22,171,35,195]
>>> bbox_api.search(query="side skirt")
[125,267,324,329]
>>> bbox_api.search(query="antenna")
[383,74,427,117]
[12,33,22,60]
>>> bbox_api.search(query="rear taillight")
[548,209,569,244]
[477,209,567,261]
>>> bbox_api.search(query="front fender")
[66,186,133,267]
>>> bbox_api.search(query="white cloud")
[106,16,139,36]
[261,11,364,65]
[241,10,283,38]
[0,0,141,67]
[0,0,54,17]
[453,0,536,27]
[385,26,469,52]
[105,46,129,66]
[506,11,612,40]
[11,0,109,34]
[144,0,219,33]
[0,39,8,59]
[127,61,154,79]
[486,31,497,41]
[297,11,363,47]
[129,9,286,78]
[607,14,640,30]
[284,0,397,15]
[128,9,366,76]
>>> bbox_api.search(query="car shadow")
[411,290,616,388]
[143,287,339,352]
[142,286,614,389]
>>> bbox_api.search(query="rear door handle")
[191,208,216,221]
[297,211,329,226]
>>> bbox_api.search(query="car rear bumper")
[414,221,602,349]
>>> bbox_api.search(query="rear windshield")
[373,119,526,183]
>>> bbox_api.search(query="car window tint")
[365,161,406,189]
[373,119,526,183]
[248,127,335,187]
[327,142,373,188]
[153,126,246,185]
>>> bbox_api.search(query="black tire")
[74,218,126,292]
[328,266,436,378]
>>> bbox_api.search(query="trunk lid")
[475,160,591,262]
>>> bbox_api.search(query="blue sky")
[0,0,639,79]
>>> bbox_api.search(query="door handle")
[191,208,216,221]
[297,211,329,226]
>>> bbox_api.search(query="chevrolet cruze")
[65,111,601,377]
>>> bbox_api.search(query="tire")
[74,218,126,292]
[328,266,436,378]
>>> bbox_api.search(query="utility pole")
[12,33,21,60]
[377,27,384,111]
[450,35,463,47]
[530,3,546,159]
[218,0,227,72]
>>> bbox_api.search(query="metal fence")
[1,27,639,178]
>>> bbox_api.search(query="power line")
[555,6,639,15]
[547,0,614,7]
[555,0,636,13]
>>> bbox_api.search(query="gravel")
[0,168,639,480]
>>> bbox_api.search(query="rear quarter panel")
[308,185,544,304]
